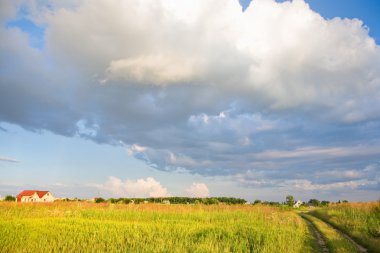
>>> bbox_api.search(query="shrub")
[308,199,320,207]
[4,195,16,202]
[95,198,105,203]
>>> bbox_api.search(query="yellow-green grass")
[308,202,380,253]
[301,216,322,253]
[302,213,360,253]
[0,202,315,253]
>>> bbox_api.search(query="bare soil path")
[301,213,329,253]
[301,213,368,253]
[309,214,368,253]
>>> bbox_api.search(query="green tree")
[286,195,294,206]
[203,198,219,205]
[95,197,105,203]
[321,200,330,206]
[308,199,320,206]
[4,195,16,202]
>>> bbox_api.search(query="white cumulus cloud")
[105,53,203,85]
[1,0,380,200]
[186,183,210,198]
[98,176,170,198]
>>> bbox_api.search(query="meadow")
[301,213,361,253]
[0,202,316,253]
[1,201,379,253]
[308,202,380,253]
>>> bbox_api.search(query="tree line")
[93,197,247,205]
[285,195,348,207]
[1,194,349,206]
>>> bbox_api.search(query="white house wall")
[20,192,55,202]
[41,193,55,202]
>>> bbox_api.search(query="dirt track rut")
[301,214,329,253]
[300,213,368,253]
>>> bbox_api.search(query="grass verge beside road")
[308,202,379,253]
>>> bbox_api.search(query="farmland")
[0,201,379,253]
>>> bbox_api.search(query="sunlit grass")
[308,202,380,253]
[302,213,360,253]
[0,202,314,253]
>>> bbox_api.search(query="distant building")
[16,190,55,203]
[293,200,303,208]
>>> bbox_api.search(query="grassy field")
[302,213,360,253]
[308,202,380,253]
[0,202,316,253]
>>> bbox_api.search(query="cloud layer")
[186,183,210,198]
[1,0,380,197]
[97,176,170,198]
[0,156,19,163]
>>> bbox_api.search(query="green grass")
[308,202,380,253]
[301,216,322,253]
[0,202,315,253]
[302,213,360,253]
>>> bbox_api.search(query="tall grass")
[302,213,360,253]
[308,202,380,253]
[0,202,314,253]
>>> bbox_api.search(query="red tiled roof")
[16,190,49,201]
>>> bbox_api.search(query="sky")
[1,0,379,202]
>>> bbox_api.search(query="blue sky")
[1,0,380,202]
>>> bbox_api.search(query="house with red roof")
[16,190,55,203]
